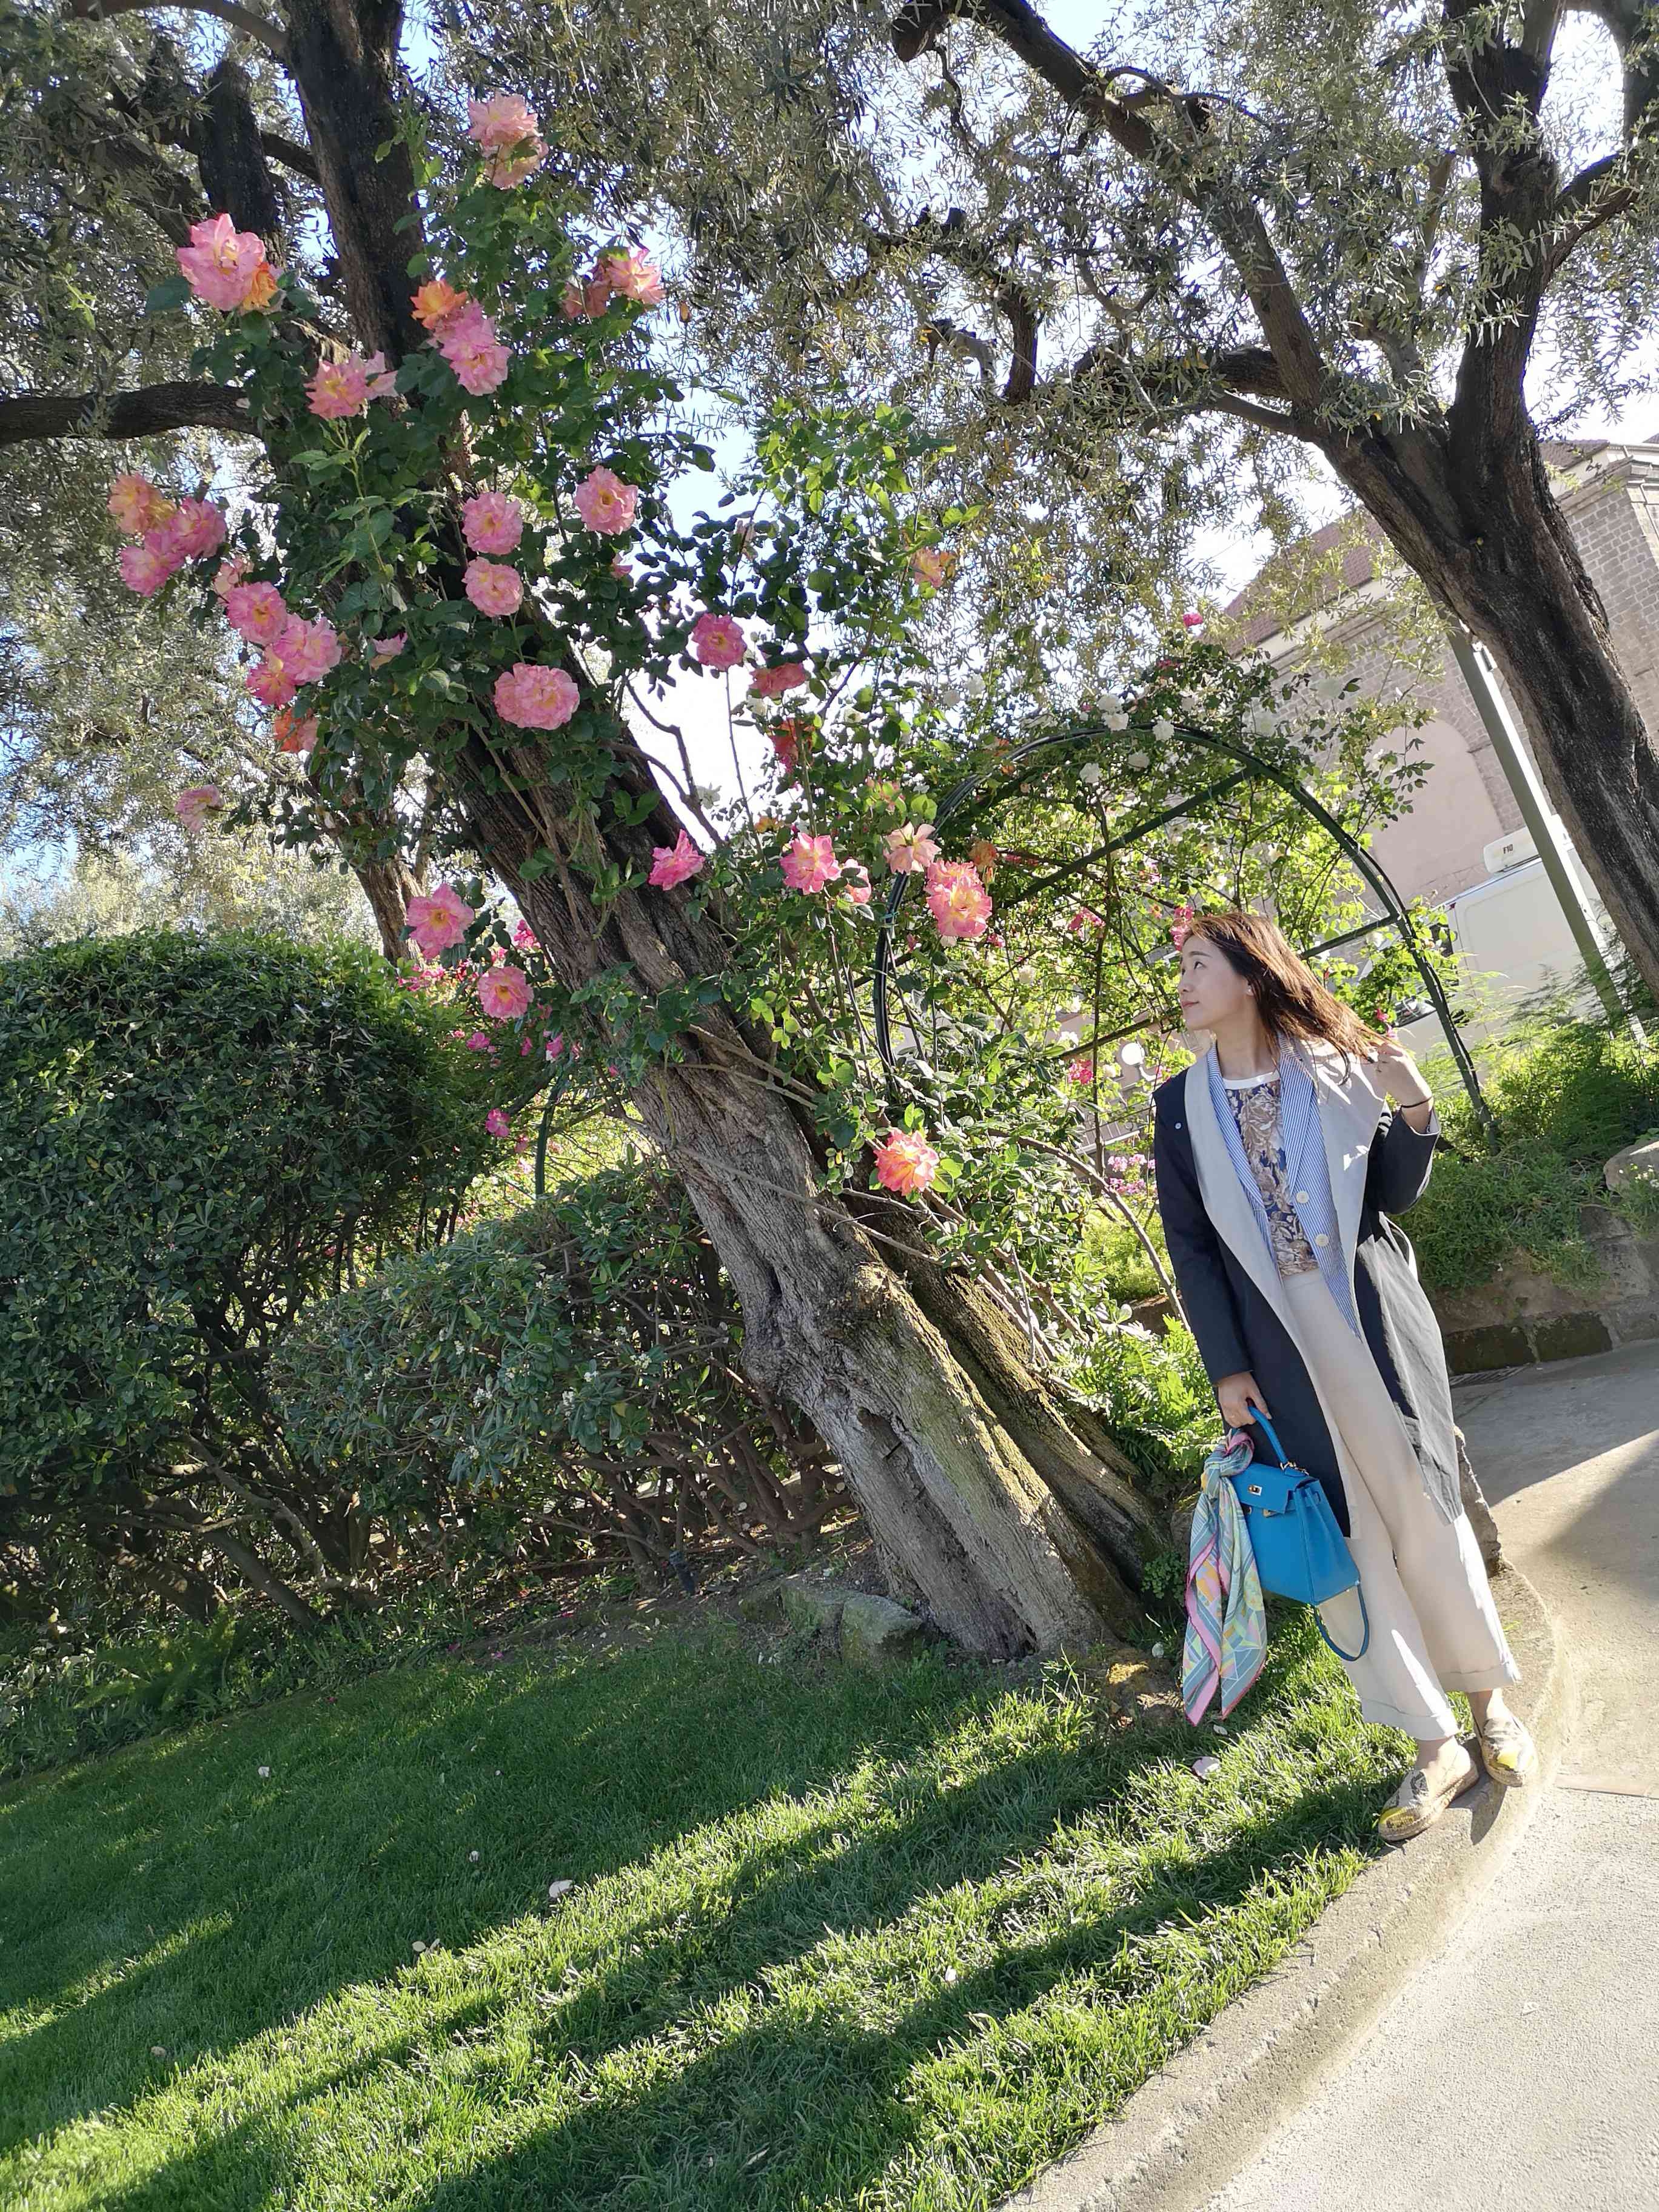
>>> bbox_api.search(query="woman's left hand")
[1369,1025,1427,1108]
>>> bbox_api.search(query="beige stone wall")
[1257,447,1659,909]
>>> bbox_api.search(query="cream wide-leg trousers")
[1279,1265,1521,1741]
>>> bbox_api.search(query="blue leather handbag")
[1228,1409,1371,1661]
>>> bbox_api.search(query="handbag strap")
[1296,1485,1371,1661]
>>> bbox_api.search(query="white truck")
[1389,821,1616,1059]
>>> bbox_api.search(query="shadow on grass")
[4,1614,1387,2208]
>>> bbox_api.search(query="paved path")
[1198,1341,1659,2212]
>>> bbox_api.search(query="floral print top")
[1222,1074,1320,1277]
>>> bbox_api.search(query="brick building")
[1219,431,1659,908]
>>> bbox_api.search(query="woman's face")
[1176,934,1253,1033]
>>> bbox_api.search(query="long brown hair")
[1182,909,1381,1072]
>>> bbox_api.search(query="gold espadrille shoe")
[1375,1738,1481,1844]
[1475,1709,1538,1789]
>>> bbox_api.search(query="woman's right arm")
[1151,1096,1270,1427]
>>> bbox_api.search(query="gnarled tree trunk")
[453,740,1164,1655]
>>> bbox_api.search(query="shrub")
[0,928,511,1626]
[1407,1016,1659,1292]
[272,1158,842,1581]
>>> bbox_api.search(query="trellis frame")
[871,717,1496,1132]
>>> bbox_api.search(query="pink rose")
[485,1106,512,1138]
[461,489,525,555]
[371,632,407,662]
[306,350,398,418]
[107,474,173,535]
[595,246,665,306]
[478,964,532,1020]
[910,547,950,588]
[609,554,634,580]
[689,610,746,669]
[278,616,342,683]
[224,581,289,647]
[837,860,872,906]
[440,312,511,396]
[211,554,250,600]
[466,1030,491,1051]
[406,882,476,957]
[873,1129,939,1196]
[648,829,705,888]
[466,93,546,186]
[118,543,178,597]
[749,662,808,700]
[464,558,524,617]
[573,466,638,535]
[246,653,297,710]
[149,497,227,561]
[779,832,841,893]
[883,822,940,874]
[175,784,223,831]
[176,213,273,312]
[494,663,578,730]
[925,858,993,940]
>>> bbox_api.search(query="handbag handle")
[1241,1402,1292,1468]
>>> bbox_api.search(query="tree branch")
[260,129,321,184]
[0,381,253,449]
[67,0,290,64]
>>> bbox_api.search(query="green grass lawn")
[2,1610,1439,2211]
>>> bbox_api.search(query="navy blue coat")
[1150,1067,1455,1538]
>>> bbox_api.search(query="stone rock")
[779,1574,848,1635]
[838,1591,928,1671]
[736,1572,789,1621]
[1605,1134,1659,1196]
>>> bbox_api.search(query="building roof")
[1218,435,1625,650]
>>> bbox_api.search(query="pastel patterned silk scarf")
[1203,1044,1362,1338]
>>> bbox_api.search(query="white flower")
[1151,717,1174,742]
[1014,962,1038,987]
[1125,749,1151,772]
[943,1965,959,1983]
[1247,706,1277,737]
[469,1849,481,1862]
[257,1765,270,1778]
[1079,760,1103,785]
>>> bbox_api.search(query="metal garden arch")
[871,716,1496,1134]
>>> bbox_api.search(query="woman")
[1150,910,1538,1842]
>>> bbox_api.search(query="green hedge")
[272,1159,840,1578]
[0,929,508,1624]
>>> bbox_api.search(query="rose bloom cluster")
[107,475,229,598]
[560,243,666,321]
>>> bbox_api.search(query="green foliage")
[0,928,504,1618]
[1063,1319,1220,1498]
[272,1159,836,1568]
[1407,1019,1659,1292]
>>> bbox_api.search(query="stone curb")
[993,1561,1565,2212]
